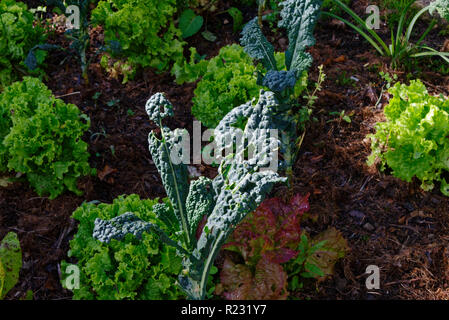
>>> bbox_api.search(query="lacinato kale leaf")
[240,18,277,71]
[278,0,322,75]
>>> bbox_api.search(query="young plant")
[367,80,449,196]
[323,0,449,69]
[92,91,286,300]
[47,0,92,83]
[284,227,348,290]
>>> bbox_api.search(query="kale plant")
[45,0,92,83]
[240,0,322,101]
[92,90,287,300]
[240,0,323,172]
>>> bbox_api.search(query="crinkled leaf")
[185,177,215,242]
[240,18,277,70]
[278,0,323,74]
[146,93,191,246]
[307,227,348,280]
[262,70,297,92]
[220,256,288,300]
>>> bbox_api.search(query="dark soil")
[1,0,449,300]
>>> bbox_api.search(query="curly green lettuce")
[188,44,261,128]
[92,0,185,74]
[0,77,94,199]
[62,194,185,300]
[368,80,449,195]
[0,0,47,88]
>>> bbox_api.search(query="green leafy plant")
[0,0,48,89]
[240,0,323,173]
[381,0,419,28]
[0,77,94,199]
[379,70,399,89]
[174,44,262,129]
[0,232,22,300]
[62,194,185,300]
[367,80,449,196]
[92,91,286,300]
[324,0,449,69]
[328,110,353,124]
[284,227,348,291]
[92,0,185,76]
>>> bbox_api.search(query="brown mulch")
[1,0,449,300]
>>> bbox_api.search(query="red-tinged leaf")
[258,197,291,218]
[307,227,349,280]
[289,193,310,214]
[97,165,117,181]
[220,256,288,300]
[220,258,252,300]
[252,257,288,300]
[267,248,298,264]
[195,215,208,240]
[275,213,301,248]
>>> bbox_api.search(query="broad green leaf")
[179,9,204,39]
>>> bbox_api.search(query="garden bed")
[1,0,449,300]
